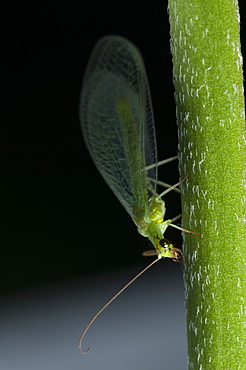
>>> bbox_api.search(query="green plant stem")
[168,0,246,369]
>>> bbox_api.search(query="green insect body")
[80,35,182,262]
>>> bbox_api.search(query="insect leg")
[145,155,178,171]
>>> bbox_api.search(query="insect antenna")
[78,258,160,354]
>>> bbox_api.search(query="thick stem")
[168,0,246,369]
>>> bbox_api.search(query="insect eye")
[160,238,170,247]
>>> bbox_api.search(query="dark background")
[1,2,245,369]
[1,1,246,295]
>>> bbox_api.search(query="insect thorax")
[134,197,170,245]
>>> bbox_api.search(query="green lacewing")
[78,35,200,353]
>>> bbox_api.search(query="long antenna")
[78,257,160,354]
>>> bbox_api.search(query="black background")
[2,1,245,294]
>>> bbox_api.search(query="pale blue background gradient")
[1,263,186,370]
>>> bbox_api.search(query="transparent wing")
[80,36,157,224]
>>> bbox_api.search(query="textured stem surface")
[168,0,246,369]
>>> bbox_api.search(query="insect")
[79,35,200,353]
